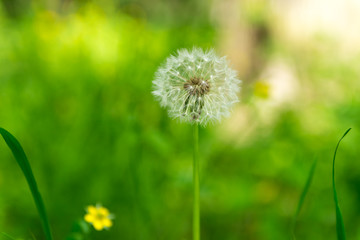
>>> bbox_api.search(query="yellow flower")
[84,205,113,231]
[254,81,270,99]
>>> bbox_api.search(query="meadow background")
[0,0,360,239]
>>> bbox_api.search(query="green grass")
[0,128,53,240]
[1,232,16,240]
[332,128,351,240]
[292,128,352,240]
[1,2,360,239]
[292,158,317,239]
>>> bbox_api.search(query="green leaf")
[332,128,351,240]
[0,128,53,240]
[291,158,317,239]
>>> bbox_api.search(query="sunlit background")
[0,0,360,239]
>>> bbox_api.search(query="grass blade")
[332,128,351,240]
[291,158,317,239]
[0,128,53,240]
[1,232,16,240]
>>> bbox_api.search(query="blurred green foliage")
[0,0,360,240]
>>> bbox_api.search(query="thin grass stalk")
[332,128,351,240]
[0,128,53,240]
[1,232,16,240]
[291,158,317,239]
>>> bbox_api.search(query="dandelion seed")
[84,204,114,231]
[152,47,241,125]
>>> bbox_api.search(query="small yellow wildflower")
[254,81,270,99]
[84,205,113,231]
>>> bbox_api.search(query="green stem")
[193,124,200,240]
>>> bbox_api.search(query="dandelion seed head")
[152,47,241,125]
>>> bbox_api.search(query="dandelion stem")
[193,123,200,240]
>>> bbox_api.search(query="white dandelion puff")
[152,48,241,125]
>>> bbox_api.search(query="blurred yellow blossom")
[254,81,270,99]
[84,205,113,231]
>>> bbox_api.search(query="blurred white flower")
[274,0,360,51]
[153,48,241,125]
